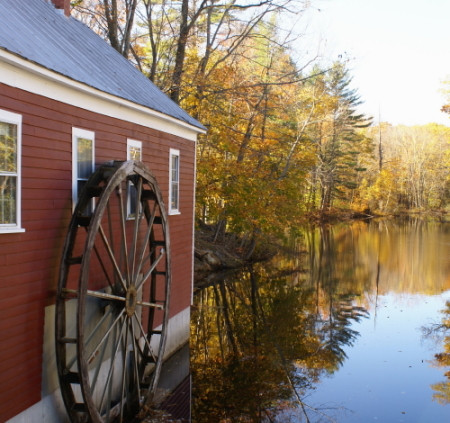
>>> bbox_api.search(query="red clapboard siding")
[0,354,42,391]
[0,277,55,301]
[0,290,51,316]
[0,309,46,342]
[0,376,41,423]
[0,298,48,325]
[0,228,69,250]
[22,167,72,182]
[0,341,42,374]
[2,245,63,268]
[0,82,196,421]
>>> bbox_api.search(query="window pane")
[171,181,178,210]
[172,155,179,182]
[0,122,17,173]
[77,137,92,179]
[0,175,16,224]
[129,183,137,217]
[127,143,141,218]
[129,146,141,161]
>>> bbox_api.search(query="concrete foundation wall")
[6,305,190,423]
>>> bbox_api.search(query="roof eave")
[0,47,207,136]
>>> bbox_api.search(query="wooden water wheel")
[55,160,171,423]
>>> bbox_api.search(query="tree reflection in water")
[191,229,369,422]
[422,300,450,405]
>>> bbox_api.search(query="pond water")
[190,219,450,422]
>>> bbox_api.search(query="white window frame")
[0,109,25,233]
[127,139,142,219]
[169,148,180,215]
[72,128,95,212]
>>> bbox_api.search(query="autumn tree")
[193,23,323,243]
[360,124,450,212]
[72,0,138,58]
[305,62,372,213]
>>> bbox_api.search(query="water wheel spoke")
[135,201,158,278]
[66,305,114,371]
[105,323,120,423]
[130,319,141,402]
[86,290,126,303]
[119,321,129,423]
[107,200,115,255]
[99,316,127,417]
[116,183,131,286]
[98,224,127,292]
[92,243,115,290]
[85,305,114,346]
[129,177,143,282]
[132,313,156,362]
[90,310,115,393]
[135,250,165,294]
[87,309,126,365]
[130,324,146,361]
[137,246,157,273]
[135,300,164,309]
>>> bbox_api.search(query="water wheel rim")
[55,160,171,423]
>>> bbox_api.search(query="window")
[127,139,142,219]
[0,109,24,233]
[169,149,180,214]
[72,128,95,213]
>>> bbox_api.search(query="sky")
[300,0,450,126]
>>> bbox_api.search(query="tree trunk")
[170,0,190,104]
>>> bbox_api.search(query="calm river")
[190,219,450,422]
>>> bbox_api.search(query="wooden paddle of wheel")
[55,160,171,423]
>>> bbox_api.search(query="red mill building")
[0,0,204,421]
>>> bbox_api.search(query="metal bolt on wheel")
[56,161,171,423]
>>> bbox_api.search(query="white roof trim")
[0,49,206,141]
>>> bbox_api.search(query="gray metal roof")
[0,0,205,131]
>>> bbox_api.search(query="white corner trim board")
[0,50,205,141]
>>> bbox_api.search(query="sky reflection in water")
[192,219,450,422]
[304,293,450,423]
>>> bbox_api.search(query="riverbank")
[194,223,279,288]
[193,209,375,285]
[193,209,450,286]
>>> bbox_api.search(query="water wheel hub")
[125,285,138,317]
